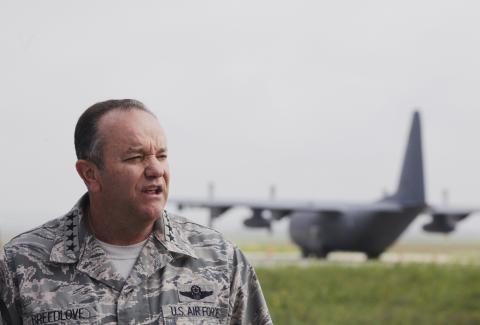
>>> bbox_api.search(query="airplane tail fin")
[388,111,426,207]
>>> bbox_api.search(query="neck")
[87,200,155,246]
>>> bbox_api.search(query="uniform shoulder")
[3,217,62,258]
[168,212,237,254]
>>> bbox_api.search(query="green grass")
[256,263,480,325]
[240,243,299,253]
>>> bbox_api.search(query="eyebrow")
[125,147,143,154]
[125,146,168,154]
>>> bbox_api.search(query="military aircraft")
[170,112,477,258]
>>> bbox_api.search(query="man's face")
[94,109,170,223]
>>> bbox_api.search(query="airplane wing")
[422,205,479,233]
[168,197,404,228]
[170,198,404,213]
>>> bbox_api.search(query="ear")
[75,160,102,192]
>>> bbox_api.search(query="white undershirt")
[96,238,148,279]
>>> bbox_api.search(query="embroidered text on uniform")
[31,308,90,324]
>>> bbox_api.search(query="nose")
[144,156,165,179]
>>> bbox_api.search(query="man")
[0,99,272,324]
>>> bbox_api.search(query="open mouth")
[142,185,162,195]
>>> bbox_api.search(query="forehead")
[97,109,166,149]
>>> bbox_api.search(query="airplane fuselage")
[289,204,424,258]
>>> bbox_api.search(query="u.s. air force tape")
[162,303,228,325]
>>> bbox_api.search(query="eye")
[125,156,143,162]
[156,154,168,160]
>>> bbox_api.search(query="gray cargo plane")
[171,112,477,258]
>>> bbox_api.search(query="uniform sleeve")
[228,246,272,325]
[0,248,21,325]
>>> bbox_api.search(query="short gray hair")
[74,99,154,167]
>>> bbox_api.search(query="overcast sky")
[0,1,478,242]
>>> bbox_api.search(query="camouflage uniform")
[0,195,272,325]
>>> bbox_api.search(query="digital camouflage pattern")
[0,195,272,325]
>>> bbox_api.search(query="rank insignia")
[64,212,79,254]
[164,211,175,242]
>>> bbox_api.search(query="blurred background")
[1,1,479,323]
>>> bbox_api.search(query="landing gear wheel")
[366,251,381,260]
[314,248,329,259]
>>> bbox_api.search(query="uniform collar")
[49,193,197,265]
[153,210,198,259]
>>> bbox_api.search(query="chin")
[141,206,164,221]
